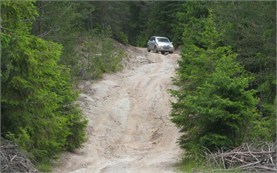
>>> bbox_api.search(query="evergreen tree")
[128,1,149,45]
[212,2,276,112]
[79,1,130,44]
[171,14,259,155]
[136,1,183,46]
[172,2,209,46]
[211,1,276,141]
[1,1,87,163]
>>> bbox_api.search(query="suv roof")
[152,36,168,39]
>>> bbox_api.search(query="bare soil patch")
[54,46,182,173]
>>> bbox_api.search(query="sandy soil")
[53,46,182,173]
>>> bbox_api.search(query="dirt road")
[54,46,182,173]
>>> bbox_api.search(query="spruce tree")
[171,13,259,155]
[1,1,87,163]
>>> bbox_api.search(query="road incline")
[54,46,182,173]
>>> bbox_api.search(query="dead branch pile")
[0,138,38,173]
[205,142,277,172]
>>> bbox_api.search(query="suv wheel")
[154,46,158,53]
[147,47,151,52]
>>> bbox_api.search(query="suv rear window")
[157,38,169,42]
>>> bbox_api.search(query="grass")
[35,154,61,172]
[176,157,208,173]
[176,156,245,173]
[36,161,52,172]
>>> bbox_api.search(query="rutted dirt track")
[54,46,182,173]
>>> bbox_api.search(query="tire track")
[53,46,182,173]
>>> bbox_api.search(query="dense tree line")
[31,1,134,79]
[1,1,275,171]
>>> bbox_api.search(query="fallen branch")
[0,138,38,173]
[205,142,277,172]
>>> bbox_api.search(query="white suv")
[147,36,174,54]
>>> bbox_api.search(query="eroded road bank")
[54,46,182,173]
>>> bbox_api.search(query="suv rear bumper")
[157,46,174,52]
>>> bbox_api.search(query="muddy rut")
[54,46,182,173]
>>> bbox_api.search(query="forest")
[1,1,276,172]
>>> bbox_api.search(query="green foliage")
[135,32,149,47]
[75,1,131,44]
[1,1,87,164]
[35,160,52,172]
[116,31,128,45]
[3,1,274,169]
[128,1,150,46]
[211,1,276,125]
[171,14,259,155]
[176,157,207,173]
[136,1,183,47]
[31,2,127,81]
[172,2,209,46]
[31,1,82,72]
[73,31,124,80]
[32,1,80,41]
